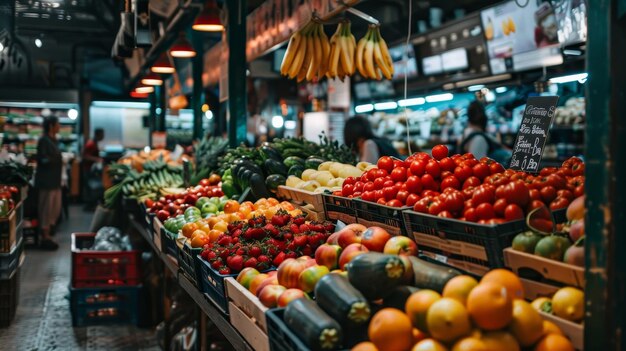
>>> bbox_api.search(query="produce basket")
[160,227,179,261]
[353,199,410,236]
[177,241,202,286]
[0,237,23,279]
[69,285,141,327]
[277,186,325,212]
[197,257,238,314]
[503,248,585,288]
[0,203,21,253]
[71,233,142,288]
[266,308,310,351]
[0,268,20,328]
[225,277,268,331]
[322,193,356,224]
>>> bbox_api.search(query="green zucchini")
[260,145,282,161]
[315,273,371,326]
[305,156,326,170]
[407,256,461,293]
[283,156,305,168]
[284,298,343,351]
[288,164,305,178]
[346,252,406,300]
[265,174,286,192]
[382,285,420,310]
[249,173,272,200]
[264,158,288,176]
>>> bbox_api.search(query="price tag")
[434,254,448,263]
[509,96,559,173]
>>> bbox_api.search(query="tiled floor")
[0,205,160,351]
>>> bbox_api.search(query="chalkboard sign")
[509,96,560,172]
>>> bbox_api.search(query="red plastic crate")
[71,233,142,288]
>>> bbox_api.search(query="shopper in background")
[344,115,400,164]
[459,101,511,164]
[82,128,104,211]
[35,117,62,250]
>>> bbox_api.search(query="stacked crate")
[0,201,24,328]
[70,232,143,327]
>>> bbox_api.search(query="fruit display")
[145,179,224,222]
[116,148,187,173]
[356,24,394,80]
[531,286,585,323]
[280,19,330,82]
[199,208,335,274]
[284,161,372,194]
[327,21,356,81]
[340,145,585,223]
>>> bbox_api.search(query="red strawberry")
[290,224,301,234]
[271,215,287,227]
[323,223,335,232]
[232,237,239,244]
[272,252,286,266]
[309,224,324,232]
[207,251,217,260]
[301,245,313,256]
[293,235,308,248]
[283,233,293,241]
[232,229,242,237]
[227,255,244,272]
[227,223,237,232]
[244,257,258,268]
[249,246,262,257]
[211,259,223,269]
[293,216,306,225]
[247,227,265,240]
[236,248,246,256]
[287,242,296,251]
[285,251,297,259]
[266,245,278,256]
[218,236,232,246]
[219,249,230,260]
[218,267,231,275]
[258,255,271,264]
[264,224,279,237]
[257,261,271,271]
[299,223,310,233]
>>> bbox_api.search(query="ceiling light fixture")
[151,53,175,74]
[35,38,42,48]
[169,32,196,58]
[141,73,163,86]
[425,93,454,103]
[354,104,374,113]
[398,97,426,107]
[374,101,398,111]
[67,108,78,120]
[192,1,224,32]
[549,73,588,84]
[135,84,155,94]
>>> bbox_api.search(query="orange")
[405,290,441,332]
[542,320,563,335]
[412,328,428,344]
[207,216,221,228]
[208,229,222,242]
[481,331,520,351]
[451,337,488,351]
[280,201,296,211]
[426,298,471,343]
[267,198,280,206]
[481,269,524,300]
[533,334,574,351]
[190,231,210,248]
[212,221,228,233]
[181,222,199,238]
[509,299,545,347]
[223,200,240,214]
[196,220,211,233]
[352,342,379,351]
[466,282,513,330]
[254,198,268,208]
[238,205,252,218]
[442,275,478,305]
[368,308,414,351]
[411,338,448,351]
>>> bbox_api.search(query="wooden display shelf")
[504,248,585,288]
[277,186,324,212]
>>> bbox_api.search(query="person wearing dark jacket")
[35,117,62,250]
[344,116,400,164]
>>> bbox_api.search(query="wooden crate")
[0,207,17,253]
[225,277,268,331]
[277,186,324,212]
[520,278,559,300]
[296,204,325,221]
[504,248,585,288]
[229,302,269,351]
[419,251,490,277]
[152,218,163,251]
[540,312,584,350]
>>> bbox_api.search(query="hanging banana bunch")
[280,19,330,82]
[356,24,394,80]
[327,20,356,81]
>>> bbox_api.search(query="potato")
[286,176,304,188]
[326,177,345,188]
[338,166,363,179]
[318,161,334,171]
[297,180,321,192]
[301,169,316,181]
[308,170,332,181]
[356,162,372,171]
[329,162,344,177]
[315,172,335,186]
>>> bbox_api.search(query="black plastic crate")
[0,237,22,279]
[403,209,567,276]
[178,242,202,286]
[69,285,141,327]
[352,199,410,236]
[197,257,236,315]
[140,202,155,237]
[322,194,356,224]
[0,268,20,328]
[160,227,179,260]
[266,308,310,351]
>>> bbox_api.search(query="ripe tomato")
[413,197,434,213]
[406,176,423,194]
[377,198,387,205]
[442,190,465,213]
[485,174,509,188]
[574,184,584,198]
[353,181,364,193]
[375,189,384,200]
[540,186,557,203]
[502,181,531,207]
[464,207,478,222]
[422,190,441,197]
[383,180,395,188]
[463,176,481,189]
[353,191,362,198]
[425,160,441,178]
[364,182,376,192]
[493,198,508,217]
[410,160,426,176]
[550,197,570,210]
[540,167,558,177]
[396,190,409,204]
[504,204,524,221]
[362,191,376,202]
[454,165,473,182]
[377,156,394,173]
[529,189,541,201]
[556,189,574,201]
[373,178,385,190]
[489,162,505,174]
[406,193,420,207]
[547,174,567,189]
[383,186,399,201]
[462,187,475,200]
[431,145,449,160]
[472,185,495,205]
[462,158,479,167]
[421,174,438,191]
[441,176,461,190]
[441,171,453,179]
[438,211,454,218]
[475,203,495,220]
[439,157,456,172]
[472,163,490,180]
[342,184,354,197]
[391,167,408,182]
[386,199,403,208]
[428,200,445,215]
[526,199,546,213]
[366,169,378,182]
[343,177,356,186]
[374,169,389,179]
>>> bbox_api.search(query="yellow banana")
[297,33,313,82]
[288,23,313,78]
[337,52,346,82]
[376,27,394,75]
[364,29,376,78]
[319,25,330,78]
[280,31,302,75]
[355,28,369,77]
[306,23,322,81]
[374,41,392,80]
[339,36,353,76]
[328,37,340,78]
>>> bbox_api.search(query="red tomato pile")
[147,181,224,221]
[338,145,585,224]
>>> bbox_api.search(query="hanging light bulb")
[192,0,224,32]
[169,32,196,58]
[141,73,163,86]
[151,53,175,74]
[135,84,155,94]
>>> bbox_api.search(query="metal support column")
[148,91,156,147]
[227,0,247,147]
[191,31,205,140]
[584,1,626,350]
[157,84,167,132]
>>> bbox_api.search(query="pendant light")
[169,32,196,58]
[192,0,224,32]
[135,84,155,94]
[141,73,164,86]
[151,53,175,74]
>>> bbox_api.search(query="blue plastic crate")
[178,242,202,286]
[69,285,141,327]
[197,256,235,314]
[0,237,22,280]
[160,227,179,260]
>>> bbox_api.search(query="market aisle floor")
[0,205,160,351]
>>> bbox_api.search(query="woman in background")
[459,101,511,164]
[344,116,400,164]
[35,117,62,250]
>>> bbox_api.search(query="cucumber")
[305,156,326,170]
[260,145,282,161]
[288,164,305,178]
[284,298,343,351]
[265,174,286,192]
[315,273,371,326]
[249,173,272,200]
[283,156,305,168]
[407,256,461,293]
[346,252,406,300]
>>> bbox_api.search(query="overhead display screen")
[422,55,443,76]
[441,48,469,72]
[553,0,587,45]
[388,44,418,80]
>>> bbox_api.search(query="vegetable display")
[0,162,33,186]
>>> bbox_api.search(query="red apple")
[236,267,260,290]
[298,265,330,293]
[360,226,392,252]
[566,195,585,221]
[326,232,340,245]
[258,284,287,308]
[315,244,343,270]
[248,273,269,295]
[277,289,309,307]
[338,243,369,270]
[277,258,308,289]
[383,236,419,256]
[254,276,279,297]
[336,223,368,248]
[569,219,585,242]
[296,256,317,267]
